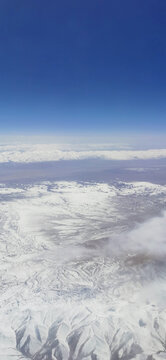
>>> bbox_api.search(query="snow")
[0,180,166,359]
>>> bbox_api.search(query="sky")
[0,0,166,135]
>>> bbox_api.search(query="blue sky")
[0,0,166,135]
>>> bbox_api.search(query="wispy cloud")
[107,211,166,259]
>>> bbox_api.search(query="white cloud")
[0,143,166,163]
[108,210,166,259]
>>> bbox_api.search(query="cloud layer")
[0,144,166,163]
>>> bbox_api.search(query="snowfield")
[0,180,166,359]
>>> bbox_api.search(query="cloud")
[0,144,166,163]
[107,211,166,260]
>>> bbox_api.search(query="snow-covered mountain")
[1,180,166,360]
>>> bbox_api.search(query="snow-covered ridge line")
[0,144,166,163]
[1,180,166,359]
